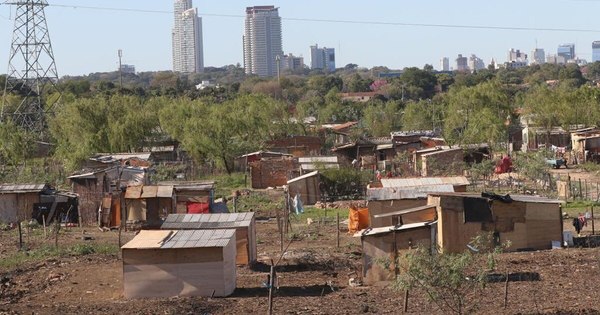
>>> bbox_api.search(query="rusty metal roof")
[367,185,455,200]
[0,184,47,194]
[161,213,255,230]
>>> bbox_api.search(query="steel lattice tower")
[1,0,59,133]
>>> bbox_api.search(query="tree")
[443,81,511,146]
[362,100,402,136]
[0,119,36,167]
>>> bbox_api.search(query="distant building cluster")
[440,41,600,72]
[165,1,600,76]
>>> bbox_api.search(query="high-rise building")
[468,54,485,71]
[281,53,305,72]
[172,0,204,73]
[120,64,136,74]
[310,44,335,72]
[557,44,575,62]
[243,6,283,77]
[507,48,527,63]
[531,48,545,65]
[547,54,566,65]
[440,57,449,71]
[456,54,468,72]
[593,41,600,62]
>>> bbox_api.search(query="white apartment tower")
[440,57,449,71]
[243,6,283,77]
[172,0,204,73]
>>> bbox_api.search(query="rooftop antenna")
[2,0,60,135]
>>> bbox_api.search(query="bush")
[319,167,371,201]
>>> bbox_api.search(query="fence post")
[579,179,583,199]
[336,212,340,248]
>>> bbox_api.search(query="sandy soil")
[1,216,600,315]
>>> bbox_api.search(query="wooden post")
[592,205,596,235]
[268,259,275,315]
[54,215,60,249]
[579,179,583,199]
[504,271,509,309]
[585,180,588,200]
[276,207,283,252]
[403,289,409,313]
[336,212,340,248]
[42,215,47,238]
[17,221,23,250]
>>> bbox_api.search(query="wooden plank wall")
[0,194,18,223]
[123,246,235,298]
[368,199,427,228]
[362,227,432,285]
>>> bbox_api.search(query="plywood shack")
[124,185,175,227]
[367,176,469,228]
[355,222,436,285]
[161,213,257,265]
[287,171,320,205]
[429,193,563,253]
[158,182,214,214]
[0,184,48,223]
[122,229,236,298]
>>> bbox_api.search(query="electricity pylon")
[1,0,60,134]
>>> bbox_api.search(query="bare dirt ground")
[1,216,600,315]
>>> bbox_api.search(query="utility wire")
[46,3,600,33]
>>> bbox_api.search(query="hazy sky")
[1,0,599,76]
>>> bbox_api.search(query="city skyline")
[2,1,600,76]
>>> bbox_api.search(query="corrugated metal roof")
[353,221,436,237]
[380,176,470,188]
[122,229,235,249]
[298,156,339,163]
[161,213,255,230]
[0,184,47,193]
[162,229,235,248]
[429,192,565,204]
[367,185,455,200]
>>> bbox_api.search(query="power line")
[45,3,600,33]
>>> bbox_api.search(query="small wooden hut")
[287,171,321,205]
[367,176,469,228]
[161,213,257,265]
[355,222,437,285]
[124,185,174,227]
[122,229,236,298]
[429,193,564,253]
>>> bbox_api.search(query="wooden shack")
[0,184,48,223]
[124,185,175,227]
[158,181,215,214]
[367,177,469,228]
[161,213,257,265]
[122,229,236,298]
[355,222,437,285]
[287,171,320,205]
[429,193,564,253]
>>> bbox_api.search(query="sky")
[1,0,600,76]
